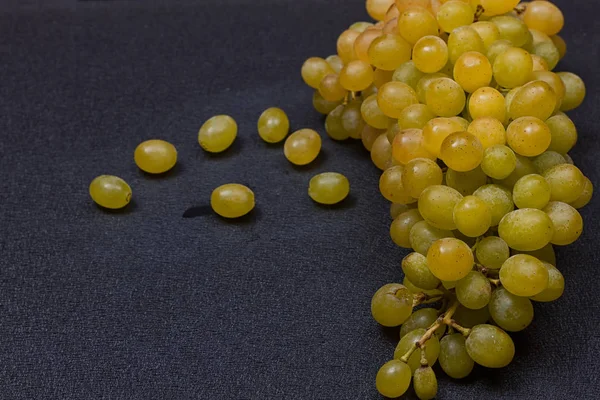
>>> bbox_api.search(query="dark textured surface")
[0,1,598,399]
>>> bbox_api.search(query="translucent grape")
[471,21,501,48]
[349,21,375,32]
[301,57,335,89]
[427,238,474,281]
[511,174,550,210]
[134,139,177,174]
[380,165,416,204]
[543,164,585,203]
[557,72,586,111]
[473,184,514,226]
[530,262,565,302]
[454,51,493,93]
[198,115,237,153]
[422,117,468,156]
[523,1,564,36]
[491,15,530,47]
[375,359,412,398]
[500,254,549,296]
[440,131,484,172]
[493,47,533,89]
[445,166,488,196]
[416,72,450,104]
[481,145,516,180]
[391,209,424,248]
[402,252,441,290]
[531,41,560,70]
[532,151,566,174]
[506,116,551,157]
[456,271,492,309]
[546,113,577,154]
[368,33,412,71]
[414,366,438,400]
[410,220,455,255]
[531,71,565,108]
[489,287,534,332]
[419,185,463,230]
[476,236,510,270]
[336,29,360,63]
[361,125,385,151]
[466,324,515,368]
[318,74,347,102]
[354,28,383,64]
[531,54,549,71]
[453,304,491,328]
[425,78,467,117]
[403,277,445,298]
[210,183,255,219]
[393,61,425,89]
[362,94,392,129]
[400,308,446,339]
[373,68,394,88]
[89,175,132,209]
[467,117,506,149]
[341,100,365,139]
[486,39,513,64]
[468,87,506,122]
[496,153,537,189]
[325,54,344,74]
[453,195,492,237]
[371,133,393,170]
[543,201,583,246]
[551,34,567,59]
[398,104,436,130]
[437,1,475,33]
[371,283,414,326]
[479,0,520,16]
[439,334,475,379]
[392,128,436,164]
[283,129,322,165]
[448,26,485,64]
[508,80,557,121]
[386,123,402,144]
[570,177,594,209]
[397,7,439,45]
[394,328,441,373]
[339,60,374,92]
[377,81,418,118]
[257,107,290,143]
[313,91,342,115]
[498,208,554,251]
[308,173,350,205]
[402,158,444,198]
[366,0,396,21]
[412,36,449,74]
[325,105,350,141]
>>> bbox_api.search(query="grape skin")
[308,173,350,205]
[371,283,414,327]
[465,324,515,368]
[89,175,132,210]
[211,183,255,219]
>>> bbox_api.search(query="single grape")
[427,238,474,281]
[532,151,567,174]
[486,39,513,64]
[414,366,438,400]
[308,173,350,205]
[480,0,520,16]
[508,81,557,121]
[546,113,577,154]
[426,77,467,117]
[284,129,322,165]
[498,208,554,251]
[416,72,450,104]
[397,7,439,45]
[402,158,444,198]
[437,1,474,33]
[371,283,414,326]
[447,26,485,64]
[210,183,255,219]
[476,236,510,270]
[325,105,350,141]
[467,117,506,149]
[493,47,533,89]
[445,166,488,196]
[465,324,515,368]
[473,184,514,226]
[468,87,506,122]
[339,60,374,92]
[319,74,347,102]
[570,176,594,209]
[496,154,537,189]
[400,308,446,339]
[257,107,290,143]
[439,334,475,379]
[134,139,177,174]
[454,51,493,93]
[419,185,464,230]
[402,252,441,290]
[543,201,584,246]
[393,60,425,89]
[523,1,564,36]
[366,0,395,20]
[500,254,549,296]
[512,174,551,209]
[336,29,360,63]
[529,72,565,113]
[456,271,492,310]
[361,125,385,151]
[89,175,132,209]
[325,54,344,73]
[375,359,411,398]
[413,35,449,74]
[394,328,441,373]
[491,15,530,47]
[198,115,237,153]
[506,116,551,157]
[489,287,534,332]
[301,57,335,88]
[530,262,565,302]
[377,81,418,118]
[453,196,492,238]
[362,94,392,129]
[392,128,436,164]
[371,133,393,170]
[471,21,501,48]
[557,72,586,111]
[380,165,416,204]
[341,100,365,139]
[543,164,585,203]
[354,28,383,63]
[422,117,467,157]
[440,131,484,172]
[410,220,455,256]
[391,209,424,248]
[481,145,516,180]
[313,91,342,115]
[531,41,560,71]
[368,33,412,70]
[398,104,436,130]
[514,243,557,266]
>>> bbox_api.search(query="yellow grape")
[373,68,395,88]
[377,81,419,118]
[481,145,517,180]
[473,184,514,226]
[512,174,551,209]
[89,175,132,209]
[471,21,501,49]
[551,34,567,59]
[362,94,392,129]
[393,61,426,89]
[426,78,467,117]
[557,72,586,111]
[325,105,349,141]
[499,254,549,297]
[498,209,554,252]
[479,0,520,16]
[570,176,593,209]
[416,72,449,103]
[354,28,383,63]
[361,125,386,151]
[453,195,492,237]
[467,117,506,149]
[380,165,416,204]
[308,172,350,205]
[134,139,177,174]
[371,133,394,170]
[396,0,431,12]
[468,87,506,122]
[368,33,412,71]
[257,107,290,144]
[211,183,255,219]
[301,57,335,89]
[531,54,549,72]
[542,164,585,203]
[318,74,347,102]
[392,128,436,164]
[419,185,463,230]
[543,201,584,246]
[506,117,551,157]
[349,21,374,33]
[283,129,322,165]
[491,15,530,47]
[313,91,342,115]
[422,117,467,156]
[508,80,557,121]
[440,131,484,172]
[397,7,439,45]
[198,115,237,153]
[446,166,488,196]
[326,55,344,74]
[523,0,564,36]
[366,0,396,21]
[341,99,366,139]
[398,104,436,130]
[437,1,475,33]
[412,36,449,74]
[337,30,360,63]
[391,208,424,248]
[493,47,533,89]
[339,60,374,92]
[402,158,444,198]
[453,51,493,93]
[427,238,474,281]
[447,26,485,64]
[486,39,513,64]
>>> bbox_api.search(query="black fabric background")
[0,0,598,399]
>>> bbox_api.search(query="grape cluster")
[301,0,591,398]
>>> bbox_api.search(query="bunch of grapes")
[301,0,591,398]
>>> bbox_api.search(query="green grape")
[442,280,457,290]
[427,238,474,281]
[473,184,514,226]
[471,21,501,49]
[512,174,551,209]
[403,277,444,298]
[543,201,584,246]
[508,81,557,121]
[325,54,344,73]
[465,324,515,368]
[543,164,585,203]
[134,139,177,174]
[437,1,475,33]
[402,252,441,290]
[506,116,551,157]
[479,0,520,16]
[284,129,322,165]
[530,262,565,302]
[532,151,566,174]
[410,220,455,256]
[380,165,416,204]
[493,47,533,89]
[341,100,366,139]
[531,71,566,111]
[337,29,360,63]
[368,33,412,71]
[445,166,488,196]
[362,125,385,151]
[454,51,493,93]
[453,196,492,237]
[476,236,510,270]
[308,173,350,205]
[377,81,419,118]
[398,104,436,130]
[489,287,534,332]
[491,16,530,47]
[523,0,564,35]
[419,185,464,230]
[448,26,485,64]
[397,7,439,45]
[325,105,350,141]
[402,158,444,198]
[393,61,426,89]
[400,308,446,339]
[422,117,468,157]
[339,60,374,91]
[453,305,491,328]
[313,91,342,115]
[468,87,506,122]
[394,328,441,373]
[414,366,438,400]
[496,154,537,189]
[557,72,586,111]
[481,145,516,180]
[498,209,554,251]
[210,183,255,218]
[439,334,475,379]
[514,243,557,266]
[361,94,392,129]
[416,72,450,104]
[375,360,412,398]
[546,113,577,154]
[456,271,492,310]
[413,36,449,74]
[386,123,402,144]
[392,128,436,165]
[467,117,506,150]
[499,254,549,296]
[371,283,414,327]
[301,57,335,89]
[532,41,560,70]
[198,115,238,153]
[257,107,290,143]
[425,78,467,117]
[89,175,132,209]
[486,39,513,64]
[391,209,424,248]
[371,133,393,170]
[319,73,347,102]
[551,34,567,59]
[440,132,484,172]
[570,176,594,209]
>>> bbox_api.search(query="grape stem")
[449,321,472,337]
[412,292,443,307]
[420,343,429,367]
[473,5,485,22]
[514,4,527,15]
[489,278,500,286]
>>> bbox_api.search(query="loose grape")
[283,129,322,165]
[466,324,515,368]
[551,34,567,59]
[471,21,501,48]
[373,68,395,88]
[543,201,583,246]
[392,128,436,164]
[371,283,414,327]
[498,209,554,251]
[414,366,438,400]
[493,47,533,89]
[496,153,537,189]
[439,334,475,379]
[410,220,455,255]
[481,145,516,180]
[453,195,492,237]
[301,57,335,89]
[523,1,564,36]
[198,115,237,153]
[371,133,393,170]
[336,30,360,63]
[454,51,493,93]
[325,54,344,73]
[319,74,347,102]
[394,328,441,373]
[422,117,467,156]
[391,209,424,248]
[508,80,557,121]
[512,174,551,209]
[474,184,514,226]
[380,165,416,204]
[393,60,426,89]
[257,107,290,144]
[489,287,534,332]
[361,125,385,151]
[440,131,484,172]
[486,39,513,64]
[419,185,463,230]
[400,308,446,339]
[375,360,411,398]
[448,26,485,64]
[500,254,549,296]
[390,202,416,219]
[530,262,565,302]
[325,105,350,141]
[437,1,474,33]
[570,177,594,209]
[506,116,551,157]
[427,238,474,281]
[313,91,342,115]
[354,28,383,63]
[402,252,441,290]
[366,0,396,21]
[532,151,567,174]
[557,72,586,111]
[210,183,255,219]
[89,175,132,209]
[362,94,392,129]
[398,104,436,130]
[397,7,439,45]
[546,113,577,154]
[412,36,449,74]
[377,81,418,118]
[426,77,467,117]
[134,139,177,174]
[445,166,488,196]
[341,100,365,139]
[339,60,374,92]
[467,117,506,149]
[543,164,585,203]
[468,87,506,122]
[514,243,557,266]
[308,173,350,205]
[476,236,510,270]
[402,158,444,198]
[368,33,412,71]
